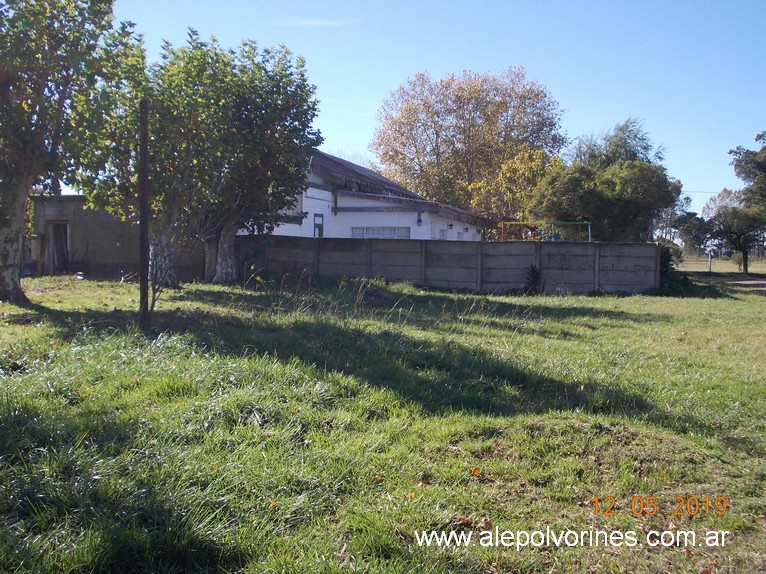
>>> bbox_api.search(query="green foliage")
[470,149,563,225]
[523,265,543,294]
[658,241,683,276]
[529,120,680,241]
[0,0,132,301]
[0,0,126,193]
[568,118,664,169]
[729,131,766,209]
[706,195,765,273]
[211,41,323,235]
[672,211,711,253]
[74,30,322,284]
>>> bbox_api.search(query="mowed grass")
[678,254,766,274]
[1,275,764,573]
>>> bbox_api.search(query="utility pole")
[138,98,150,330]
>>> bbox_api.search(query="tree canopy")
[370,68,566,214]
[698,132,766,273]
[528,120,681,242]
[0,0,132,301]
[704,189,764,273]
[74,30,322,285]
[199,40,323,283]
[729,131,766,209]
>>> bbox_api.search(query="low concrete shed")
[31,195,204,280]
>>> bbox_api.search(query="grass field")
[1,274,765,573]
[678,255,766,274]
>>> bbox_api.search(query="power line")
[683,190,721,195]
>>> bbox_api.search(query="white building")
[272,150,488,241]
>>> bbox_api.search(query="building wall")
[238,236,660,294]
[271,186,481,241]
[32,196,204,280]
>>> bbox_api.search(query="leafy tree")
[469,149,562,232]
[729,131,766,208]
[568,118,665,169]
[654,194,691,243]
[0,0,131,302]
[75,31,233,289]
[371,68,565,212]
[704,190,764,273]
[526,162,598,230]
[596,160,681,241]
[671,211,711,254]
[200,42,322,283]
[529,120,680,241]
[75,32,321,285]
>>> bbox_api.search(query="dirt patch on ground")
[686,272,766,294]
[727,279,766,289]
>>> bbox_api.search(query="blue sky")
[113,0,765,214]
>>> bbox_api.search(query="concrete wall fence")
[238,236,660,294]
[30,197,659,293]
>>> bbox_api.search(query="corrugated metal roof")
[311,149,422,200]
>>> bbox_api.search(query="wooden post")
[138,99,150,330]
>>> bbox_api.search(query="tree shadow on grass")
[0,396,242,573]
[223,315,711,435]
[647,272,745,299]
[173,282,673,329]
[5,285,704,437]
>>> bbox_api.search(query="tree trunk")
[149,225,179,289]
[212,222,239,284]
[0,178,34,303]
[202,235,219,283]
[741,249,749,274]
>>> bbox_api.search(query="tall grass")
[1,275,764,572]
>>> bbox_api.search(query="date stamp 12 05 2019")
[590,496,728,517]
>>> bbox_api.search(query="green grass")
[678,254,766,274]
[1,274,765,573]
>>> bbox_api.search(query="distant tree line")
[370,71,682,242]
[371,71,765,267]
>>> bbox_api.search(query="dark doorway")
[47,222,69,274]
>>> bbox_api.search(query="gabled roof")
[310,150,492,227]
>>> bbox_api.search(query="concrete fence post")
[365,239,373,278]
[534,242,541,270]
[594,243,601,291]
[476,241,483,292]
[313,239,320,277]
[654,243,661,288]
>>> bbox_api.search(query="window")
[350,226,410,239]
[439,229,448,240]
[314,213,324,238]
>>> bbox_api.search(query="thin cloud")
[279,17,364,28]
